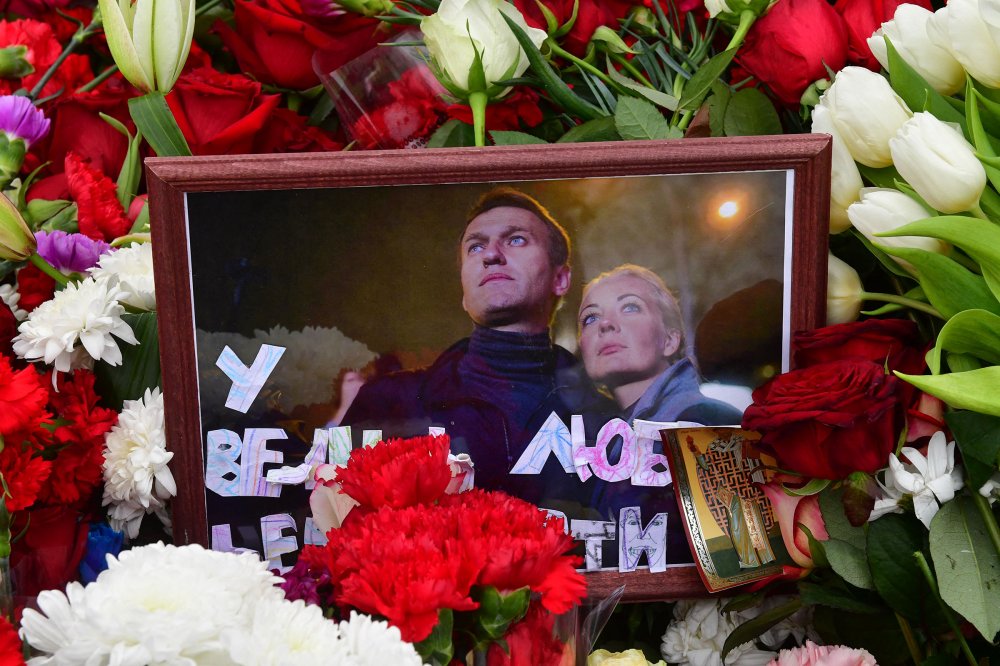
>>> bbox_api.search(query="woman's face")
[578,274,680,388]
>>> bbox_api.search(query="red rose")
[793,319,927,374]
[214,0,380,90]
[742,360,899,478]
[834,0,932,70]
[166,67,281,155]
[513,0,639,56]
[0,355,48,442]
[445,88,545,133]
[734,0,849,106]
[0,20,91,99]
[252,108,343,153]
[9,505,87,601]
[14,263,54,313]
[65,152,132,242]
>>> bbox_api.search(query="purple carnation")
[0,95,50,146]
[279,559,331,606]
[35,230,111,274]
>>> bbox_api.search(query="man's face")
[460,206,570,334]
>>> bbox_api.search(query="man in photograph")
[342,187,612,505]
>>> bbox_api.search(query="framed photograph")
[148,136,830,601]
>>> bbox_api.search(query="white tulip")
[704,0,776,21]
[889,112,987,213]
[421,0,546,99]
[868,5,965,95]
[927,0,1000,88]
[827,254,863,325]
[818,67,912,168]
[811,105,863,234]
[98,0,195,93]
[848,188,948,270]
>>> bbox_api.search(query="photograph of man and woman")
[188,170,791,570]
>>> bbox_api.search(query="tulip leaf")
[614,95,671,140]
[723,87,781,137]
[896,367,1000,416]
[866,513,932,621]
[877,245,1000,319]
[857,163,904,191]
[721,598,801,661]
[555,116,620,143]
[853,228,913,279]
[946,410,1000,491]
[605,56,678,111]
[93,312,160,411]
[427,119,475,147]
[927,309,1000,375]
[965,80,1000,196]
[929,495,1000,642]
[128,92,191,157]
[885,37,966,133]
[489,130,547,145]
[797,581,882,614]
[678,47,736,112]
[946,352,982,373]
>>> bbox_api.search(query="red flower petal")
[64,152,130,242]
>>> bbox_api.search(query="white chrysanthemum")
[661,599,778,666]
[226,597,350,665]
[0,282,26,320]
[338,611,426,665]
[91,243,156,311]
[102,388,175,539]
[12,276,138,374]
[21,543,283,665]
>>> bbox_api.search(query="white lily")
[886,431,964,528]
[98,0,196,93]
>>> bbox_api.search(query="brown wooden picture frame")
[148,135,831,602]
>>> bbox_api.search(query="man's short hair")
[583,264,687,363]
[464,187,571,268]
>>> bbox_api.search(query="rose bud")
[0,189,35,261]
[826,253,862,325]
[811,105,862,234]
[868,5,964,96]
[889,112,987,214]
[928,0,1000,89]
[98,0,196,93]
[848,188,948,268]
[818,66,911,167]
[760,482,829,568]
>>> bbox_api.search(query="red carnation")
[0,615,24,666]
[0,20,90,99]
[0,355,49,444]
[65,152,131,242]
[15,263,55,313]
[0,444,52,512]
[336,434,452,510]
[0,301,15,357]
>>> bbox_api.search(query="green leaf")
[614,95,671,140]
[946,352,982,374]
[416,608,454,666]
[858,164,906,190]
[966,80,1000,195]
[93,312,160,411]
[39,203,78,233]
[945,411,1000,490]
[820,488,867,549]
[489,130,547,145]
[885,36,966,133]
[116,130,143,210]
[23,199,71,226]
[928,309,1000,375]
[555,116,621,143]
[812,606,914,666]
[877,246,1000,319]
[825,540,875,590]
[798,581,882,614]
[867,513,931,620]
[707,81,731,138]
[677,47,736,112]
[723,87,782,137]
[130,201,150,234]
[897,367,1000,416]
[721,598,801,660]
[473,585,530,641]
[929,495,1000,642]
[427,119,476,148]
[128,92,191,157]
[605,57,678,111]
[783,478,831,496]
[720,591,766,613]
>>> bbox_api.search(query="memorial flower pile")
[293,434,584,665]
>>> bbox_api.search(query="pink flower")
[768,641,876,666]
[760,480,829,569]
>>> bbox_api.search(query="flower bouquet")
[290,434,585,666]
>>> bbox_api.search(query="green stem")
[676,109,693,131]
[914,551,978,666]
[28,252,70,286]
[725,10,757,51]
[29,19,100,100]
[861,291,945,319]
[195,0,225,16]
[469,91,487,148]
[970,201,991,221]
[895,612,923,665]
[548,40,619,90]
[971,490,1000,560]
[608,52,653,88]
[75,64,119,94]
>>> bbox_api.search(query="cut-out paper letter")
[543,508,570,534]
[510,411,573,474]
[575,418,638,483]
[206,429,242,497]
[302,430,328,489]
[216,344,285,413]
[571,519,616,571]
[329,426,352,466]
[303,516,327,546]
[570,415,591,482]
[619,507,667,573]
[362,430,382,447]
[429,426,446,436]
[631,420,673,486]
[240,428,286,497]
[210,524,255,555]
[261,513,298,574]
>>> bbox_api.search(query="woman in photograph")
[577,264,742,426]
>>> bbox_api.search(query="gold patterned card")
[661,427,791,592]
